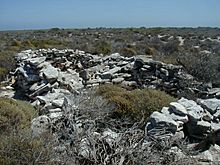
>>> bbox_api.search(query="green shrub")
[0,130,55,165]
[0,98,36,133]
[21,40,35,48]
[145,46,155,55]
[0,51,16,81]
[177,53,220,84]
[11,40,22,47]
[97,84,176,120]
[0,98,54,165]
[96,41,112,54]
[0,67,7,80]
[0,51,16,68]
[120,47,137,57]
[49,27,61,32]
[7,45,20,52]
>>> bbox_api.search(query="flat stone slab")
[148,111,178,133]
[100,67,121,79]
[178,97,204,121]
[197,98,220,114]
[169,102,188,116]
[41,64,59,81]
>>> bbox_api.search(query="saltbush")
[96,41,112,54]
[98,84,176,120]
[0,98,36,133]
[177,53,220,85]
[0,130,55,165]
[120,47,137,57]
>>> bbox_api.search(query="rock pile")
[1,48,220,164]
[31,90,220,164]
[147,97,220,140]
[11,49,220,110]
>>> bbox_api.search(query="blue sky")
[0,0,220,30]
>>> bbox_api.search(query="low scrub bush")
[0,130,55,165]
[0,98,36,133]
[0,98,56,164]
[120,47,137,57]
[0,67,7,80]
[11,40,22,47]
[0,50,16,71]
[177,53,220,85]
[97,84,176,120]
[30,39,63,48]
[145,46,155,55]
[10,39,69,50]
[0,38,70,81]
[95,41,112,55]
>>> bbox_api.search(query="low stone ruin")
[1,48,220,164]
[10,48,220,99]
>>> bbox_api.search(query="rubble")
[1,48,220,164]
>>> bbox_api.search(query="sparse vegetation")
[0,27,220,85]
[120,47,137,57]
[177,53,220,84]
[0,98,56,165]
[0,51,16,81]
[0,27,220,164]
[95,41,112,54]
[97,84,176,120]
[0,98,36,133]
[0,130,55,165]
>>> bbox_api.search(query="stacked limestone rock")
[147,97,220,139]
[2,48,220,164]
[11,49,220,111]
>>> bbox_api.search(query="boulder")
[178,98,204,121]
[108,53,123,60]
[169,102,188,116]
[112,77,124,84]
[31,115,51,137]
[208,88,220,95]
[161,107,188,124]
[186,120,211,139]
[49,108,63,119]
[52,98,64,108]
[28,57,46,66]
[41,64,59,81]
[29,83,51,97]
[213,110,220,119]
[211,122,220,131]
[194,145,220,163]
[147,111,178,134]
[58,71,83,90]
[197,98,220,114]
[37,92,64,104]
[100,67,121,79]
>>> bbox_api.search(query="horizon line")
[1,26,220,32]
